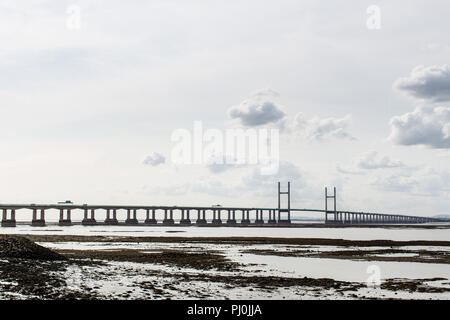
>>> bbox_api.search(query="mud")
[57,248,241,271]
[16,234,450,247]
[242,248,450,264]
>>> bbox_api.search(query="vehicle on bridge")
[57,200,73,205]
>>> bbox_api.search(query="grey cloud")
[205,153,243,173]
[371,174,417,193]
[144,176,240,198]
[336,165,364,175]
[293,113,355,141]
[355,151,404,169]
[228,89,286,126]
[389,106,450,148]
[337,151,403,175]
[143,152,166,166]
[394,65,450,102]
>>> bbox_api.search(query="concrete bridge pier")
[1,209,16,227]
[105,209,119,225]
[126,209,139,225]
[338,212,343,224]
[180,209,192,225]
[212,209,222,225]
[163,209,174,225]
[145,209,157,224]
[58,208,72,226]
[241,209,250,224]
[227,209,237,225]
[82,208,97,225]
[255,209,264,224]
[277,209,291,224]
[32,208,46,226]
[268,209,277,224]
[196,209,207,224]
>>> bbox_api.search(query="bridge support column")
[212,209,222,225]
[105,209,119,225]
[180,209,192,225]
[145,209,157,224]
[196,209,207,224]
[58,208,72,226]
[163,209,174,225]
[126,209,139,224]
[255,209,264,224]
[82,208,97,225]
[1,209,16,227]
[227,209,237,225]
[268,209,277,224]
[241,209,250,224]
[32,208,46,226]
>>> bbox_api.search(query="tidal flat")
[0,224,449,300]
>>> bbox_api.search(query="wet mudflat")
[0,233,449,299]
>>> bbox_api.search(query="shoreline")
[8,234,450,247]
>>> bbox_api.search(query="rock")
[0,235,67,261]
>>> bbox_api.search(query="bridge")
[0,183,440,227]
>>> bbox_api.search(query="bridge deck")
[0,203,440,227]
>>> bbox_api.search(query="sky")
[0,0,449,216]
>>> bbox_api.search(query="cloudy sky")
[1,0,449,216]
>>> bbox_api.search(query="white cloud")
[228,89,355,141]
[242,161,306,198]
[394,65,450,102]
[228,88,286,126]
[371,167,450,197]
[143,152,166,166]
[389,106,450,148]
[292,113,355,141]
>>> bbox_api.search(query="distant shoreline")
[7,221,450,229]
